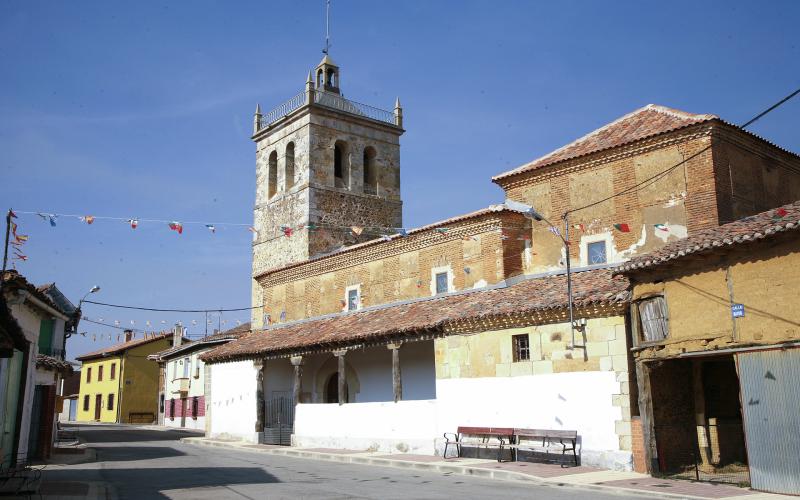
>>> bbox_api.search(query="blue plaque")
[731,303,745,318]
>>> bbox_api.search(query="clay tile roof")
[75,332,173,362]
[618,201,800,273]
[201,269,630,363]
[258,205,525,278]
[2,271,66,315]
[492,104,718,182]
[150,322,251,360]
[36,354,73,374]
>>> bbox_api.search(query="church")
[200,53,800,472]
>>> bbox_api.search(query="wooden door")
[94,394,102,420]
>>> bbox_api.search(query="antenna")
[323,0,331,55]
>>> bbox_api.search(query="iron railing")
[38,346,65,359]
[259,91,306,129]
[314,90,395,124]
[258,89,396,130]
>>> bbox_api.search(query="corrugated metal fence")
[738,348,800,495]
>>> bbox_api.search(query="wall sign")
[731,303,745,318]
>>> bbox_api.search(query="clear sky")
[2,1,798,360]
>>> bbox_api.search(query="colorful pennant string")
[168,222,183,234]
[614,223,631,233]
[128,219,138,230]
[654,223,669,232]
[206,224,216,234]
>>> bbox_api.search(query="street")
[42,424,651,499]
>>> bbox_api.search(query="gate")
[26,386,45,459]
[261,393,294,446]
[738,348,800,495]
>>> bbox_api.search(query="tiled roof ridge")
[75,331,174,361]
[492,104,717,182]
[2,271,66,315]
[256,204,523,278]
[619,200,800,273]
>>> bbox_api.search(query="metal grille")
[261,395,294,446]
[653,424,750,486]
[314,91,395,124]
[260,91,306,128]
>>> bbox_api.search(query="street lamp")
[505,200,585,350]
[68,285,100,340]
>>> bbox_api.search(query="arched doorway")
[325,372,348,403]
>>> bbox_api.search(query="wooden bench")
[443,426,514,462]
[510,428,578,466]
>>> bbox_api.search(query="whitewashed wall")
[208,361,258,442]
[293,400,438,453]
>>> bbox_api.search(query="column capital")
[387,342,403,350]
[290,355,304,366]
[332,349,348,357]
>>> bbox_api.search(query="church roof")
[318,54,338,67]
[201,268,630,363]
[492,104,718,183]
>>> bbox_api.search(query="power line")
[82,299,259,313]
[567,86,800,216]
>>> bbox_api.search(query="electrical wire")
[566,86,800,217]
[82,300,259,313]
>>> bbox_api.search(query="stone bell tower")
[250,55,404,326]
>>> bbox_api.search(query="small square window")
[512,334,530,362]
[588,241,607,265]
[347,289,359,311]
[435,272,449,294]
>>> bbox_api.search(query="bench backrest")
[514,428,577,440]
[458,426,514,437]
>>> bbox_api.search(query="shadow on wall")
[40,467,279,499]
[87,446,187,463]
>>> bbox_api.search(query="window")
[107,393,114,411]
[169,398,175,420]
[588,241,607,265]
[182,357,190,378]
[363,147,377,195]
[83,395,90,411]
[635,296,669,343]
[86,367,92,384]
[159,394,165,413]
[38,319,55,355]
[334,141,348,188]
[192,397,199,419]
[435,272,449,295]
[347,289,359,311]
[285,142,295,191]
[110,363,116,380]
[268,151,278,199]
[512,334,530,362]
[98,365,104,382]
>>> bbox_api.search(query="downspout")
[116,353,125,423]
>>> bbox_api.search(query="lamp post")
[505,200,585,350]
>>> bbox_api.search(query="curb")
[181,437,745,500]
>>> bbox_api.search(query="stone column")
[388,343,403,403]
[333,350,347,405]
[290,356,304,404]
[254,359,265,434]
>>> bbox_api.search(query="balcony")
[171,378,190,394]
[258,89,397,131]
[38,346,66,359]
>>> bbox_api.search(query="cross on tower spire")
[323,0,331,55]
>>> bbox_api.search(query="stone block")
[608,336,629,356]
[495,363,510,377]
[509,362,533,377]
[615,420,632,437]
[600,356,613,371]
[585,341,609,358]
[587,325,616,342]
[615,370,629,382]
[612,354,629,372]
[619,381,630,395]
[532,360,554,375]
[618,434,632,452]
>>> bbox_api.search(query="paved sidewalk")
[183,437,788,500]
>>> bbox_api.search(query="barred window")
[83,395,90,411]
[192,397,199,419]
[107,394,114,411]
[636,296,669,342]
[512,334,530,362]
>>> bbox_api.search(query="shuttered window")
[637,296,669,342]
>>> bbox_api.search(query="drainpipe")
[116,353,125,423]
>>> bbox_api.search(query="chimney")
[124,329,133,342]
[173,324,184,347]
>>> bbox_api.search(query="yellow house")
[76,331,174,423]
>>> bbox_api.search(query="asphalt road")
[43,424,651,499]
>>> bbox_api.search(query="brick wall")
[631,417,647,473]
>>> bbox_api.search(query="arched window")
[267,151,278,199]
[325,372,348,403]
[363,147,377,195]
[326,70,334,87]
[317,69,323,88]
[285,142,295,191]
[334,141,348,188]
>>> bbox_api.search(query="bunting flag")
[614,223,631,233]
[434,228,449,234]
[351,226,364,236]
[263,314,271,325]
[573,223,585,232]
[280,310,287,322]
[773,207,788,219]
[130,320,135,325]
[128,219,138,229]
[191,320,197,326]
[281,225,293,237]
[80,215,95,225]
[37,213,57,226]
[396,228,408,237]
[114,320,120,326]
[9,210,17,219]
[160,320,166,325]
[380,235,392,241]
[548,226,561,237]
[236,320,242,326]
[205,224,216,234]
[14,234,28,243]
[464,267,471,274]
[168,222,183,234]
[305,223,319,231]
[654,223,669,232]
[248,227,257,233]
[13,252,27,261]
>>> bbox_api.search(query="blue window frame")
[435,272,449,294]
[588,241,607,265]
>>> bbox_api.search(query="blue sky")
[2,1,798,360]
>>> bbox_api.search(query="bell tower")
[250,56,405,328]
